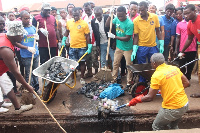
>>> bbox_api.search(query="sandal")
[190,93,200,98]
[83,73,93,79]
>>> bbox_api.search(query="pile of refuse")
[77,81,124,100]
[44,61,72,82]
[77,81,112,99]
[98,98,119,119]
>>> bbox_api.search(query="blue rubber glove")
[131,45,139,61]
[159,40,164,53]
[61,36,67,46]
[85,44,92,54]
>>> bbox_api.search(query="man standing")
[161,4,175,61]
[179,4,200,97]
[128,1,139,22]
[91,7,115,70]
[128,53,189,131]
[62,7,92,85]
[106,6,133,90]
[32,3,59,65]
[132,1,163,82]
[0,21,34,113]
[83,2,99,77]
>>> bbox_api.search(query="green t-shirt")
[112,17,134,51]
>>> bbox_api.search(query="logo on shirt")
[77,25,81,29]
[116,24,124,34]
[198,29,200,34]
[150,21,154,25]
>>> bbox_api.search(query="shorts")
[0,73,13,95]
[69,47,86,61]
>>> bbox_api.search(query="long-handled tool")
[115,103,129,111]
[44,20,51,59]
[95,0,115,81]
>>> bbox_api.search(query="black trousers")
[39,47,57,65]
[179,51,197,80]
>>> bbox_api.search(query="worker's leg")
[152,104,188,131]
[137,46,149,82]
[0,73,20,109]
[184,51,197,80]
[163,45,170,61]
[91,46,99,74]
[124,49,133,84]
[112,47,123,82]
[147,46,159,63]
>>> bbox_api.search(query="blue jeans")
[69,47,86,61]
[100,43,115,68]
[21,56,39,92]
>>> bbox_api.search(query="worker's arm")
[0,48,34,93]
[170,35,175,52]
[105,16,115,28]
[115,35,131,42]
[141,88,158,102]
[181,74,190,88]
[85,33,91,45]
[155,27,162,40]
[58,21,63,39]
[181,34,194,53]
[133,34,139,45]
[174,35,180,56]
[15,42,28,49]
[161,25,165,40]
[55,25,61,42]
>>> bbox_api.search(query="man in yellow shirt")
[62,7,92,85]
[128,53,190,130]
[131,1,163,82]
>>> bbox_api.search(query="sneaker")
[0,107,9,113]
[2,102,12,107]
[80,78,85,85]
[15,104,33,114]
[124,84,131,91]
[66,77,73,84]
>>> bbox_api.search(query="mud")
[0,110,200,133]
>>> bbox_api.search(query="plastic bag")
[99,83,124,99]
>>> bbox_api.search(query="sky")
[2,0,165,11]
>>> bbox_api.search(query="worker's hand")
[27,47,36,54]
[128,94,144,106]
[61,36,67,46]
[33,34,39,40]
[86,44,92,54]
[107,32,115,39]
[39,28,48,37]
[58,42,62,50]
[159,40,164,54]
[178,52,185,59]
[131,45,139,61]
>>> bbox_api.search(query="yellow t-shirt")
[133,12,160,47]
[66,19,90,48]
[150,63,188,109]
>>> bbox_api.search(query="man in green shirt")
[106,6,133,90]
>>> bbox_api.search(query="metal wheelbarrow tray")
[33,56,79,84]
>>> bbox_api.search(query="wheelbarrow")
[33,46,89,103]
[127,58,200,98]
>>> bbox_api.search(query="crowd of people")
[0,0,200,131]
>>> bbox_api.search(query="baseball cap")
[42,3,51,10]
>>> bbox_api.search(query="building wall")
[165,0,200,7]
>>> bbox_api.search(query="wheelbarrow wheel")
[131,82,149,98]
[43,82,58,104]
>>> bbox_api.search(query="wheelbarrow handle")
[58,45,64,57]
[180,58,200,69]
[77,52,88,63]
